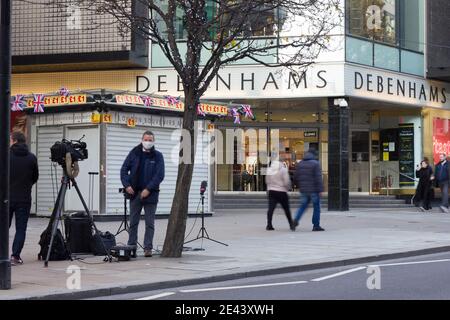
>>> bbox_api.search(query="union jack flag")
[59,87,70,98]
[141,95,153,107]
[165,95,180,106]
[197,104,206,117]
[241,105,254,119]
[11,95,25,111]
[33,94,45,113]
[231,108,240,124]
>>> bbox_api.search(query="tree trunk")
[161,91,197,258]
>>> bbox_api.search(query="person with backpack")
[9,131,39,265]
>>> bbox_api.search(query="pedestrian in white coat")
[265,160,295,231]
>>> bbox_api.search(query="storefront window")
[216,126,321,192]
[370,111,422,193]
[399,0,424,53]
[155,1,280,40]
[215,99,326,192]
[433,118,450,165]
[346,0,425,76]
[347,0,397,45]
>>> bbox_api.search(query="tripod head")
[119,187,133,199]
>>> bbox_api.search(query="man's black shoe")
[266,225,275,231]
[312,226,325,232]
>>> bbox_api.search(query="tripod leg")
[71,179,92,215]
[45,180,68,267]
[183,195,228,247]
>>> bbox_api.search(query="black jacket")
[120,145,165,204]
[294,152,324,194]
[10,143,39,204]
[415,166,433,200]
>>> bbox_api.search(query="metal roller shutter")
[105,123,210,215]
[36,126,64,216]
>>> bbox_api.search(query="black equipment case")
[64,212,93,254]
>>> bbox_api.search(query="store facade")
[11,62,450,214]
[11,0,450,213]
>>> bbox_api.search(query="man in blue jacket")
[435,153,450,213]
[292,149,325,231]
[121,131,165,257]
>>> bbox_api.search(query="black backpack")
[38,227,71,261]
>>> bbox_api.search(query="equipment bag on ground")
[38,228,71,261]
[91,231,116,255]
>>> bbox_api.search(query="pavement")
[2,205,450,300]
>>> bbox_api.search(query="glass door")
[274,128,319,192]
[349,130,370,193]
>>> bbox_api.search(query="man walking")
[435,153,450,213]
[292,149,325,231]
[9,131,39,265]
[121,131,165,257]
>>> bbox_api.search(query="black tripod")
[184,193,228,247]
[43,167,111,267]
[115,189,143,250]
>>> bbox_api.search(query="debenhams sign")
[134,64,450,108]
[347,65,449,108]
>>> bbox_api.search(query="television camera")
[50,136,88,166]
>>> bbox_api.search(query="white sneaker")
[440,206,449,213]
[419,207,426,212]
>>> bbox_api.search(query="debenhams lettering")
[354,71,447,104]
[136,70,329,93]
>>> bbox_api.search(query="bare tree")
[48,0,342,257]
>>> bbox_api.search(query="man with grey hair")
[121,131,165,257]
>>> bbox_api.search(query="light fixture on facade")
[334,98,348,108]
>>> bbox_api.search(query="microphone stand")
[184,190,228,247]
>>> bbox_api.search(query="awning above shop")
[12,88,255,123]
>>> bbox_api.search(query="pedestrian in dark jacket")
[435,153,450,213]
[414,159,434,211]
[9,131,39,265]
[292,150,325,231]
[121,131,165,257]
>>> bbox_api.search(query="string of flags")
[9,88,255,124]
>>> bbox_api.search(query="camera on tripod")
[50,136,88,166]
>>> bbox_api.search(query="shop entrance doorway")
[349,130,370,193]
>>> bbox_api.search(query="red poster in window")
[433,118,450,165]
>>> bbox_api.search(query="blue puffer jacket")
[120,145,165,204]
[294,152,324,194]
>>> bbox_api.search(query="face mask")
[142,141,154,150]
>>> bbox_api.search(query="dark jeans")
[439,181,449,208]
[9,202,31,258]
[267,190,293,227]
[128,193,157,250]
[294,193,321,228]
